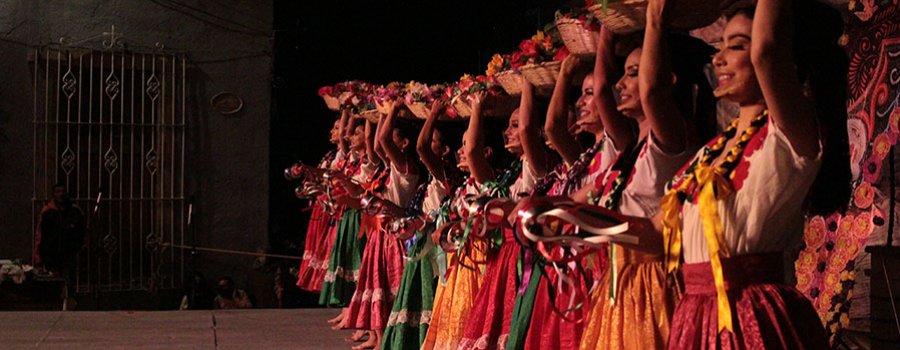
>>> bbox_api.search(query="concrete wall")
[0,0,272,299]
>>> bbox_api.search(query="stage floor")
[0,308,354,349]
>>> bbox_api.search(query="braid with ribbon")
[660,109,769,333]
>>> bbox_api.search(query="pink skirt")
[296,201,337,292]
[668,253,828,350]
[344,228,405,331]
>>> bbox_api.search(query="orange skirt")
[422,243,487,350]
[579,247,680,350]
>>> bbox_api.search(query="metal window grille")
[31,46,189,293]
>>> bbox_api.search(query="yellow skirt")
[421,245,486,350]
[579,247,681,350]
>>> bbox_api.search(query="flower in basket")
[556,7,602,31]
[522,30,569,64]
[486,54,514,77]
[317,86,334,97]
[334,81,377,114]
[374,82,405,104]
[405,81,429,104]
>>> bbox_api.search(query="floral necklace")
[660,108,769,333]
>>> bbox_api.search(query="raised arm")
[545,55,585,166]
[639,0,688,153]
[364,119,381,166]
[594,28,636,149]
[517,75,549,177]
[378,100,412,173]
[463,92,496,184]
[416,102,448,182]
[338,110,351,154]
[752,0,818,158]
[373,114,388,165]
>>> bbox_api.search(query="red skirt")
[521,266,587,350]
[459,228,519,350]
[296,201,338,292]
[668,253,828,350]
[344,227,405,331]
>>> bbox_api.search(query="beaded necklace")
[660,109,769,333]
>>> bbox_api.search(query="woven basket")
[495,70,521,95]
[452,97,472,118]
[358,109,381,123]
[519,61,562,88]
[556,17,596,56]
[374,100,413,119]
[589,0,721,34]
[481,94,519,118]
[407,102,431,119]
[322,95,340,111]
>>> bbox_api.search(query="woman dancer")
[459,79,552,350]
[382,102,463,349]
[297,114,348,292]
[345,101,423,350]
[578,3,717,348]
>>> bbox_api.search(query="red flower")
[519,39,538,58]
[863,155,883,183]
[318,86,333,97]
[553,46,570,61]
[510,51,526,69]
[445,106,459,119]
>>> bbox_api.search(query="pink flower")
[853,182,875,209]
[804,216,828,249]
[873,133,892,161]
[795,249,818,275]
[852,211,873,239]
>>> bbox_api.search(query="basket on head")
[452,97,473,118]
[589,0,722,35]
[556,17,597,56]
[322,95,340,111]
[496,70,521,95]
[519,61,562,89]
[407,102,431,119]
[375,100,413,119]
[481,94,519,118]
[358,109,381,123]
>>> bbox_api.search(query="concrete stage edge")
[0,309,354,349]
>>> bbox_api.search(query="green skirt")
[506,254,542,350]
[381,231,437,349]
[319,208,364,306]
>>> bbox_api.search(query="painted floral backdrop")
[795,0,900,343]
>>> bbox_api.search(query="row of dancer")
[292,1,849,349]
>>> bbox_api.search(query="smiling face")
[615,48,643,118]
[712,13,763,105]
[575,74,602,135]
[504,109,523,156]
